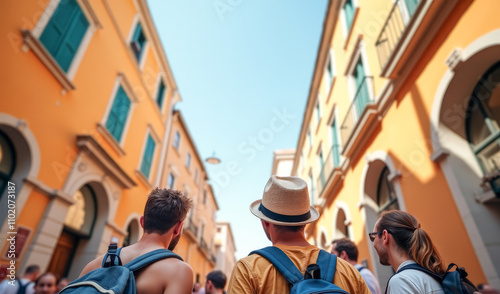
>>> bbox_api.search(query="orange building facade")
[0,0,228,283]
[293,0,500,290]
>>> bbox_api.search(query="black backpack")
[386,263,478,294]
[16,280,32,294]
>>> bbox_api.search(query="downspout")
[154,90,181,188]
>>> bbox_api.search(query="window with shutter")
[39,0,89,72]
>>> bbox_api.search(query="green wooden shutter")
[140,135,156,179]
[404,0,419,17]
[332,119,340,167]
[131,23,146,61]
[39,0,89,72]
[106,86,131,142]
[344,0,354,32]
[156,80,166,108]
[354,59,370,117]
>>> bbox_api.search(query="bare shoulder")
[137,257,193,294]
[79,253,106,277]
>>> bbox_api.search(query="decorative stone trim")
[76,135,136,188]
[96,123,126,157]
[21,30,76,92]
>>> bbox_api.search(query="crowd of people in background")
[1,177,499,294]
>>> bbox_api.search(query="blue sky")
[148,0,328,259]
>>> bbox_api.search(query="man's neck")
[271,232,310,247]
[346,259,358,267]
[135,232,172,250]
[390,251,411,272]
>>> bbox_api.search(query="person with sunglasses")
[370,210,446,293]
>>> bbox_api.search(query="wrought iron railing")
[375,0,420,69]
[186,218,198,237]
[200,238,209,252]
[340,76,374,145]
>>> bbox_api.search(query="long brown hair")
[377,210,445,275]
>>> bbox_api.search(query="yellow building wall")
[300,0,498,287]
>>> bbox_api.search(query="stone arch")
[331,201,354,241]
[359,151,405,291]
[0,113,40,231]
[123,213,143,246]
[430,29,500,287]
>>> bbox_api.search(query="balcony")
[340,76,379,158]
[316,144,341,198]
[200,238,209,252]
[185,218,198,240]
[375,0,422,72]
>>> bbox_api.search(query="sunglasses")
[368,231,381,242]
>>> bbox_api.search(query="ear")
[173,220,184,235]
[140,216,144,228]
[382,229,390,245]
[261,220,270,228]
[340,250,348,260]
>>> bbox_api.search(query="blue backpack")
[60,243,182,294]
[250,246,350,294]
[386,263,478,294]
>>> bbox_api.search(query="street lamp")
[205,152,221,165]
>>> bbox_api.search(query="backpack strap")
[124,249,183,272]
[315,249,336,282]
[384,263,443,294]
[102,243,122,267]
[249,246,304,285]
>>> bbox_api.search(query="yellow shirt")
[227,245,371,294]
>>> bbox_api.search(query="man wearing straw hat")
[226,176,370,293]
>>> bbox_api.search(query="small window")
[326,49,336,90]
[331,119,341,167]
[316,100,321,126]
[377,167,399,212]
[130,22,146,61]
[173,131,180,150]
[194,168,198,183]
[307,129,313,149]
[352,59,370,118]
[105,86,131,143]
[156,79,166,109]
[186,153,191,169]
[168,173,175,189]
[39,0,89,72]
[343,0,355,33]
[466,62,500,194]
[140,135,156,179]
[203,190,207,205]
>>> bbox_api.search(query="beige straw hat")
[249,176,319,226]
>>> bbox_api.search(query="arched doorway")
[431,30,500,287]
[47,185,97,278]
[0,130,15,199]
[361,152,405,292]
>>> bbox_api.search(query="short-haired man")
[80,188,194,294]
[227,176,370,293]
[205,270,227,294]
[0,264,39,294]
[331,238,381,294]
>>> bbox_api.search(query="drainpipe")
[154,90,181,188]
